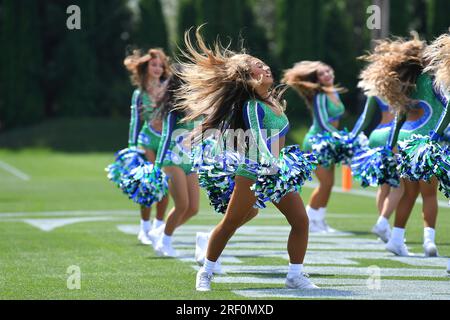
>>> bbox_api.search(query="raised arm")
[128,90,143,148]
[313,93,339,132]
[156,111,177,166]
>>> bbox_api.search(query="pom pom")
[251,145,318,208]
[435,144,450,198]
[105,147,146,187]
[398,135,443,181]
[120,163,169,207]
[192,140,243,214]
[310,130,369,167]
[351,146,400,187]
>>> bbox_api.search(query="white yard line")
[0,160,30,181]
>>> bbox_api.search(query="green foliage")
[195,0,245,49]
[427,0,450,39]
[0,0,45,129]
[134,0,169,50]
[177,0,197,45]
[1,0,448,134]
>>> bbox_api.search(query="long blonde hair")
[174,27,284,137]
[281,61,345,107]
[358,33,426,112]
[124,48,171,89]
[424,32,450,94]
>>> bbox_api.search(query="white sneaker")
[371,223,391,243]
[155,240,178,257]
[285,273,319,289]
[316,219,336,233]
[423,241,438,257]
[196,269,213,292]
[195,232,210,265]
[137,230,152,245]
[148,226,164,250]
[386,240,410,256]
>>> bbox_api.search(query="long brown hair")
[124,48,171,90]
[358,33,426,112]
[282,61,345,107]
[174,27,285,139]
[424,32,450,94]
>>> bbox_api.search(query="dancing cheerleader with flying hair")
[282,61,350,233]
[107,49,170,245]
[175,28,318,291]
[359,33,450,257]
[350,95,404,243]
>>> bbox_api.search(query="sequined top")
[398,73,448,139]
[128,89,158,147]
[309,92,345,135]
[243,99,290,162]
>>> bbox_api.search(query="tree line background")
[0,0,449,133]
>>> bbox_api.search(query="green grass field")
[0,119,449,300]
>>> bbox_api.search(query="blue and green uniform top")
[351,96,397,148]
[397,73,450,142]
[127,89,162,152]
[236,99,290,180]
[155,111,196,175]
[303,91,345,151]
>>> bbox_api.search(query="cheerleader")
[123,49,170,245]
[423,32,450,268]
[358,34,450,257]
[176,28,318,291]
[146,66,200,257]
[350,96,404,242]
[282,62,346,233]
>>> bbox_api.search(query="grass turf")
[0,148,449,300]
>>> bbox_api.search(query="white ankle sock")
[141,219,151,233]
[318,207,326,220]
[161,233,172,246]
[306,206,320,221]
[424,227,435,243]
[203,259,216,275]
[153,218,165,229]
[287,263,304,278]
[376,216,389,229]
[391,227,405,243]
